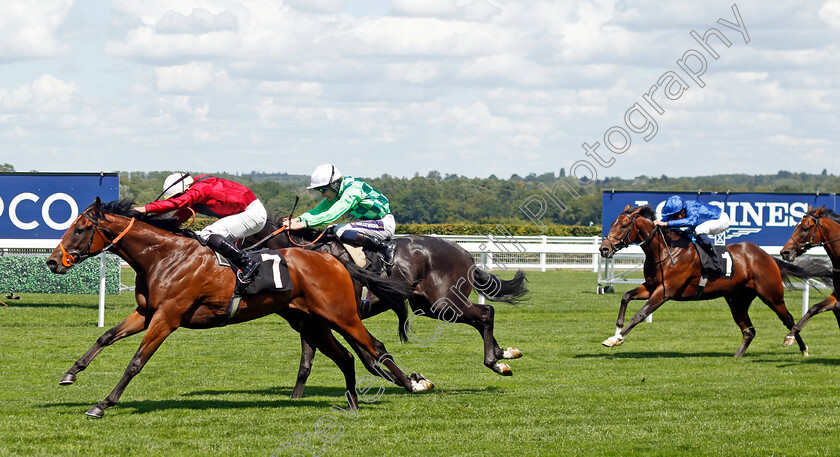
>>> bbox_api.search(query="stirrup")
[236,261,259,283]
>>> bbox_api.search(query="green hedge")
[0,255,121,295]
[396,223,601,236]
[190,218,600,237]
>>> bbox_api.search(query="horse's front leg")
[783,295,838,346]
[603,285,650,347]
[60,310,147,386]
[291,335,316,399]
[85,312,178,418]
[603,285,666,347]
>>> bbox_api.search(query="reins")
[243,225,329,251]
[60,212,135,267]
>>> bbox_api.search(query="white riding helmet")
[307,164,342,189]
[161,172,194,199]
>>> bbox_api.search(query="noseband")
[60,211,135,267]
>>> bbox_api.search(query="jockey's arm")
[297,188,362,228]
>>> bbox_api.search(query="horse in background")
[244,213,528,398]
[600,204,832,357]
[780,206,840,347]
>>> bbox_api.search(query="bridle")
[789,212,840,256]
[795,213,840,253]
[604,212,658,252]
[59,210,135,268]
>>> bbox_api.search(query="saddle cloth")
[230,249,294,296]
[713,246,734,279]
[693,244,734,280]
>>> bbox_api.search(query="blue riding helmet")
[661,195,686,219]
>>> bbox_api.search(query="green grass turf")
[2,268,840,456]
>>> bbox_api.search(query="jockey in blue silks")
[655,195,731,274]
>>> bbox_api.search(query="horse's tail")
[774,257,834,289]
[339,260,414,342]
[471,269,529,305]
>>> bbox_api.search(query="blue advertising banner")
[0,173,119,242]
[602,191,837,246]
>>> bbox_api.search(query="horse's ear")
[623,204,631,211]
[807,204,813,212]
[92,197,102,216]
[814,205,825,215]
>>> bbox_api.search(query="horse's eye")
[75,227,85,235]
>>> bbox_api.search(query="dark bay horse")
[46,198,433,417]
[599,204,832,357]
[780,206,840,346]
[244,214,528,398]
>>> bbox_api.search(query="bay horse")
[46,198,433,418]
[780,206,840,346]
[599,204,832,357]
[244,214,528,398]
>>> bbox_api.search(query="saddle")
[334,241,390,276]
[691,241,733,298]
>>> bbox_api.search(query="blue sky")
[1,1,839,180]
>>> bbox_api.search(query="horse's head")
[600,204,655,258]
[46,197,129,274]
[781,205,826,261]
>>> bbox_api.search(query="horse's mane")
[631,205,657,221]
[96,199,188,235]
[814,206,840,225]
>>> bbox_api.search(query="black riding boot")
[341,231,396,272]
[697,234,723,275]
[206,234,259,283]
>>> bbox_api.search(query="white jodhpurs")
[695,212,730,236]
[334,214,396,242]
[196,200,267,242]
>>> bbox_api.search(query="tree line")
[116,169,840,227]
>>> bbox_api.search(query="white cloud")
[390,0,460,17]
[819,0,840,28]
[389,0,502,22]
[339,17,512,56]
[155,62,219,93]
[257,81,324,96]
[0,0,73,59]
[769,134,829,147]
[0,74,81,113]
[286,0,344,14]
[458,54,554,86]
[386,61,439,84]
[155,8,238,34]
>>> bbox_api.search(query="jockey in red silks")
[133,173,267,282]
[283,164,396,269]
[655,195,730,274]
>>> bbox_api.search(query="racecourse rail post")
[98,253,106,327]
[802,280,809,318]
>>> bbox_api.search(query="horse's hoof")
[803,347,809,357]
[782,335,795,347]
[59,373,76,385]
[409,374,434,392]
[602,336,624,347]
[492,362,512,376]
[85,405,105,418]
[503,347,522,359]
